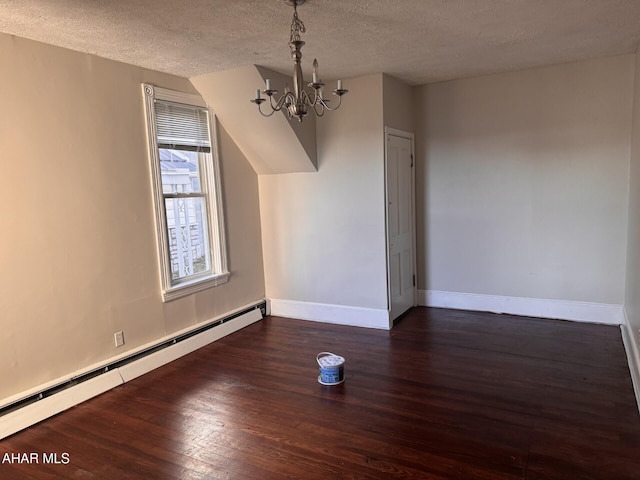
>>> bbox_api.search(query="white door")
[386,131,415,322]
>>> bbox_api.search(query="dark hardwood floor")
[2,307,640,479]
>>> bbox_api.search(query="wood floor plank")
[2,307,639,479]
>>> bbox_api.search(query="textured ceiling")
[1,0,640,85]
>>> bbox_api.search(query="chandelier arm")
[258,105,276,117]
[259,91,298,117]
[257,103,280,117]
[305,88,323,106]
[312,102,326,117]
[317,93,344,112]
[306,90,322,117]
[314,93,330,109]
[299,89,342,117]
[270,93,286,111]
[305,87,344,112]
[304,89,327,109]
[282,91,297,110]
[300,89,313,104]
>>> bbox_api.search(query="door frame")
[384,127,417,324]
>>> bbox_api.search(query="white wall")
[415,55,634,306]
[260,74,389,327]
[0,34,265,401]
[626,48,640,351]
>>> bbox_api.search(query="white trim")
[162,272,230,301]
[269,298,390,330]
[622,308,640,414]
[385,127,414,139]
[0,306,263,439]
[419,289,624,325]
[142,84,229,302]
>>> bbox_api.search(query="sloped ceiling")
[0,1,639,86]
[192,65,317,175]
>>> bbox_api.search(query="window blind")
[155,100,211,152]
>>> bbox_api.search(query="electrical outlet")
[114,331,125,347]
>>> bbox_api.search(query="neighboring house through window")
[143,84,229,301]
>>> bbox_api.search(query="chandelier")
[250,0,348,122]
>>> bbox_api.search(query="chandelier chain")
[289,4,306,44]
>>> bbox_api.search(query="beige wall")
[415,55,634,304]
[0,34,265,401]
[382,74,414,133]
[259,74,388,310]
[626,49,640,339]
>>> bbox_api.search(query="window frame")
[143,84,229,301]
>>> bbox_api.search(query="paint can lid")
[317,352,345,367]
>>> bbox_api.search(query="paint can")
[317,352,345,385]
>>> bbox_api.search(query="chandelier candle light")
[251,0,348,122]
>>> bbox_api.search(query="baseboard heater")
[0,300,266,438]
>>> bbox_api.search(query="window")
[143,84,228,301]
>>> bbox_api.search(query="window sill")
[162,272,230,302]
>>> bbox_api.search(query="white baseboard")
[118,308,262,382]
[269,298,390,330]
[621,308,640,414]
[0,306,263,440]
[419,290,624,325]
[0,371,124,442]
